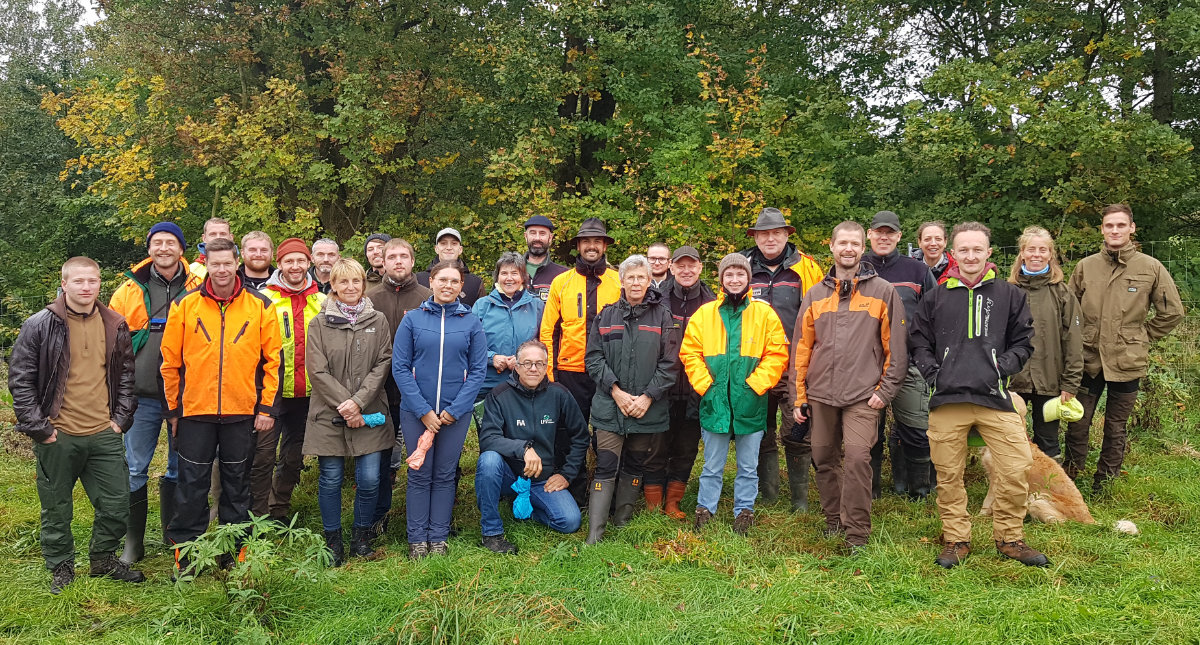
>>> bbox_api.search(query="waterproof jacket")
[680,292,789,435]
[1068,243,1185,381]
[742,243,824,341]
[392,297,488,421]
[910,265,1034,412]
[416,258,487,307]
[540,256,621,375]
[1008,272,1084,397]
[263,271,326,399]
[160,277,283,420]
[473,287,544,392]
[109,257,202,397]
[661,277,717,409]
[302,297,395,457]
[862,249,936,324]
[479,373,590,483]
[791,265,908,409]
[526,255,568,302]
[585,289,677,435]
[8,297,137,442]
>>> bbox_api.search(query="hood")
[820,261,879,291]
[944,263,999,289]
[574,254,609,278]
[666,276,716,302]
[266,268,317,295]
[618,285,664,314]
[1104,242,1139,266]
[862,248,902,270]
[125,256,192,285]
[200,275,245,303]
[1014,270,1055,288]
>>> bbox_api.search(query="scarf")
[334,298,366,325]
[1021,263,1050,276]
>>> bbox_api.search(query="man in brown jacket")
[1066,204,1185,492]
[791,221,907,551]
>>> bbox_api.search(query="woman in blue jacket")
[393,260,488,560]
[473,252,544,400]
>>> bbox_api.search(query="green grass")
[2,410,1200,644]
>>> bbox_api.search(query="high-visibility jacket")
[160,277,282,420]
[539,260,621,375]
[263,272,325,399]
[109,258,202,353]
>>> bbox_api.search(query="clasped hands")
[611,384,651,419]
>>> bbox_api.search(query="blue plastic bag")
[511,477,532,519]
[361,412,387,428]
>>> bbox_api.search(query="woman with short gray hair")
[473,252,544,399]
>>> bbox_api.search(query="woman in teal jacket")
[472,252,545,397]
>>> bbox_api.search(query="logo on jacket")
[540,415,554,425]
[516,419,526,427]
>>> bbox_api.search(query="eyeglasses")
[517,360,548,370]
[648,257,670,264]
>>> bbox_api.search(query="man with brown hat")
[739,207,824,510]
[252,238,326,522]
[539,217,622,506]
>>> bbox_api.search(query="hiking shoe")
[481,534,517,555]
[50,559,75,595]
[936,541,971,569]
[428,541,449,556]
[89,554,146,583]
[732,510,755,536]
[823,521,844,539]
[996,540,1050,567]
[350,527,376,559]
[693,507,713,532]
[408,542,429,560]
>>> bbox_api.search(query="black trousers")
[663,400,701,484]
[250,397,309,518]
[1016,392,1060,458]
[167,418,256,546]
[555,369,596,506]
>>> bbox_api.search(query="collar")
[574,255,608,278]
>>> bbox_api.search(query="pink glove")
[405,430,437,470]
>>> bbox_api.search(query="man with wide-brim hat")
[539,217,621,507]
[739,207,824,511]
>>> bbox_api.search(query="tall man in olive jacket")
[792,221,907,550]
[9,257,145,593]
[910,222,1047,570]
[1065,204,1184,491]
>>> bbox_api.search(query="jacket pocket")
[195,318,212,342]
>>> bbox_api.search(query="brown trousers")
[810,400,881,546]
[928,402,1032,542]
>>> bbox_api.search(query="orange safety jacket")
[109,258,203,353]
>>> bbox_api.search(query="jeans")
[316,451,383,532]
[399,409,471,543]
[125,397,177,492]
[475,451,581,536]
[697,430,763,516]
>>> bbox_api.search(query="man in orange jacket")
[160,238,282,574]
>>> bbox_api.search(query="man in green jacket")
[1065,204,1184,492]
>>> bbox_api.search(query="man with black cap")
[522,215,567,302]
[364,233,391,284]
[658,245,715,519]
[861,210,938,501]
[540,217,622,506]
[109,221,202,564]
[739,207,823,510]
[416,227,487,306]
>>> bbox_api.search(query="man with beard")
[238,231,275,291]
[253,238,326,522]
[739,207,824,510]
[189,217,233,279]
[523,215,566,302]
[415,228,487,306]
[109,222,202,564]
[309,238,340,294]
[647,243,672,291]
[363,233,390,284]
[366,237,433,534]
[540,217,622,506]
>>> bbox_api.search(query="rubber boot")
[784,447,809,512]
[585,480,615,545]
[120,485,148,564]
[757,449,780,504]
[888,430,908,496]
[870,450,883,500]
[643,484,664,513]
[663,481,688,520]
[906,456,932,500]
[1094,390,1138,492]
[158,478,177,547]
[1063,392,1099,480]
[612,474,642,528]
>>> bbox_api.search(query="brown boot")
[663,481,688,520]
[732,510,755,536]
[694,506,713,531]
[996,539,1050,567]
[935,541,970,569]
[643,484,665,512]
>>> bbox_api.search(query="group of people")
[8,203,1183,594]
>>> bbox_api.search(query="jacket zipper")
[283,311,291,339]
[975,294,983,337]
[966,289,974,339]
[435,304,446,414]
[931,347,949,399]
[217,305,226,417]
[991,348,1006,396]
[577,292,583,319]
[232,321,249,344]
[195,318,212,341]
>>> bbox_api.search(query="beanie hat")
[717,252,751,278]
[363,233,391,256]
[276,237,311,262]
[146,221,187,250]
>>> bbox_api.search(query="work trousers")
[34,429,129,568]
[166,418,256,546]
[250,397,309,519]
[811,400,881,546]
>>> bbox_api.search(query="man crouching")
[475,340,590,553]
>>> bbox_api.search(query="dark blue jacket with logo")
[478,372,590,482]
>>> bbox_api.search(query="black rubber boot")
[906,456,933,500]
[870,449,883,500]
[120,485,148,564]
[158,478,177,547]
[888,430,908,496]
[324,530,345,567]
[784,447,810,513]
[586,480,616,545]
[349,527,375,559]
[757,449,780,504]
[611,474,642,528]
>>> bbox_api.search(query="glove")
[511,477,533,520]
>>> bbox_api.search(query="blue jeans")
[399,409,470,543]
[125,396,177,491]
[697,430,763,516]
[316,452,383,532]
[475,451,581,536]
